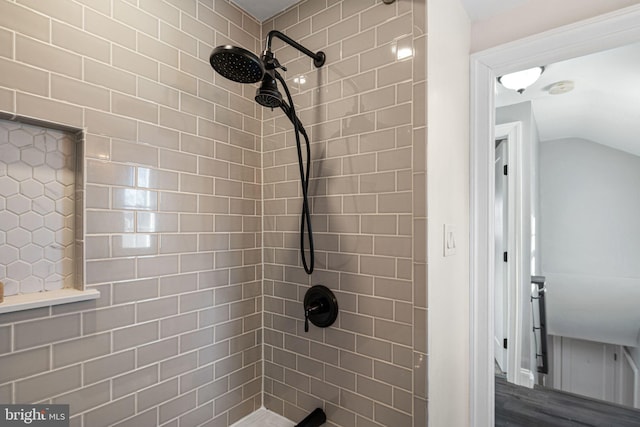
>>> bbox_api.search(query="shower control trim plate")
[303,285,338,332]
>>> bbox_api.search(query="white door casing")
[494,123,525,387]
[494,139,508,372]
[469,5,640,427]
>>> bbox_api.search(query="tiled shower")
[0,120,80,295]
[0,0,427,426]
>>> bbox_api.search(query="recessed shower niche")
[0,116,98,313]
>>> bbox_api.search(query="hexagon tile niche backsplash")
[0,118,78,296]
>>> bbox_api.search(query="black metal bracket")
[265,30,326,68]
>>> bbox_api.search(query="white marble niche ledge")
[0,288,100,314]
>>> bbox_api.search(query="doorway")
[469,5,640,427]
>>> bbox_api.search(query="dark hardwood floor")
[495,377,640,426]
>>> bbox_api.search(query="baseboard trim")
[519,369,535,388]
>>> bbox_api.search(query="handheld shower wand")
[209,32,325,275]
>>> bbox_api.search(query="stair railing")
[531,275,548,375]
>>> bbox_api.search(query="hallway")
[496,377,640,426]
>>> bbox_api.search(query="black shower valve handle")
[304,302,323,332]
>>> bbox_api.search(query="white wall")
[554,336,619,402]
[496,102,540,376]
[541,136,640,344]
[539,138,640,346]
[540,138,640,278]
[427,0,471,424]
[470,0,640,52]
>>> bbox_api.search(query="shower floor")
[231,408,295,427]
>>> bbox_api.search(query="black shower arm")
[265,30,325,68]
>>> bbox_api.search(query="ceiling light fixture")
[498,66,545,94]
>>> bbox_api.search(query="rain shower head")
[210,30,325,89]
[209,45,264,84]
[255,73,282,108]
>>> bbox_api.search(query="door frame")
[469,5,640,427]
[493,136,509,374]
[494,122,524,386]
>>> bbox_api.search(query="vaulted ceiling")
[496,41,640,156]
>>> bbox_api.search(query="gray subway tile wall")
[262,1,427,426]
[0,0,263,426]
[0,0,427,426]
